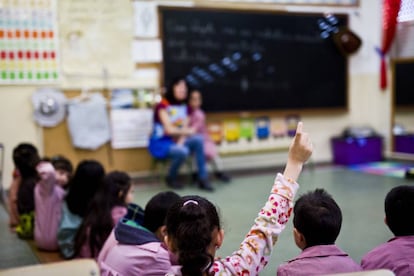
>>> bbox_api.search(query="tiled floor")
[0,165,413,275]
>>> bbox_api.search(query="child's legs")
[185,135,207,180]
[210,156,223,172]
[168,144,190,180]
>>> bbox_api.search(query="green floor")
[0,165,413,275]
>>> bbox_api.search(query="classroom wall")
[0,0,393,189]
[0,86,43,190]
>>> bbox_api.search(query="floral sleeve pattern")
[210,173,299,276]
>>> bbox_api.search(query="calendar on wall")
[0,0,59,84]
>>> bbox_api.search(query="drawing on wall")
[133,1,158,38]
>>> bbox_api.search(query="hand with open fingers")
[288,122,313,165]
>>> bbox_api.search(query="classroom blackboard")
[160,7,348,112]
[394,60,414,107]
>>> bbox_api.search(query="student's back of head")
[13,143,40,178]
[75,171,132,258]
[65,160,105,218]
[103,171,133,207]
[166,195,221,276]
[13,143,40,217]
[293,189,342,248]
[144,191,181,234]
[385,185,414,236]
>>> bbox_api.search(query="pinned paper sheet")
[132,40,162,63]
[59,0,134,76]
[132,68,159,86]
[133,1,158,38]
[110,109,153,149]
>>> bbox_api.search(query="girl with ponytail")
[165,122,313,276]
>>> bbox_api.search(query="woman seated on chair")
[149,77,213,191]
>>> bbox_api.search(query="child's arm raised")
[284,122,313,181]
[36,162,58,197]
[211,122,312,275]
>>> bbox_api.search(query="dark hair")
[385,185,414,236]
[50,155,73,175]
[165,76,189,105]
[293,189,342,248]
[13,143,40,214]
[166,195,220,276]
[65,160,105,217]
[13,143,40,178]
[75,171,131,257]
[143,191,181,233]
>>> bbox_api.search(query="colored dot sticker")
[10,72,15,79]
[36,72,42,79]
[53,72,58,79]
[28,72,33,79]
[44,72,49,79]
[18,71,24,79]
[1,71,7,79]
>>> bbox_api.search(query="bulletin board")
[42,90,154,173]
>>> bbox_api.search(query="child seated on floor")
[74,171,134,258]
[57,160,105,258]
[188,89,230,182]
[163,122,312,276]
[277,189,361,276]
[361,185,414,275]
[10,143,41,239]
[34,156,73,251]
[98,191,181,275]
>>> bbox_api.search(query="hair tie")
[183,200,198,207]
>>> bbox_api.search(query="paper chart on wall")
[59,0,134,77]
[0,0,60,84]
[110,108,153,149]
[133,1,158,38]
[132,39,162,63]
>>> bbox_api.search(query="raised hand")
[288,122,313,165]
[284,122,313,181]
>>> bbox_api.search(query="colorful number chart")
[0,0,59,84]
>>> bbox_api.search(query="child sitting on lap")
[188,89,230,182]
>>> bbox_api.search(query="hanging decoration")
[378,0,401,90]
